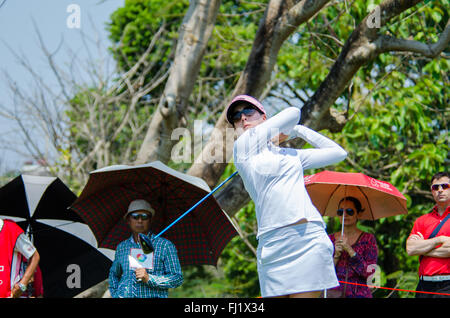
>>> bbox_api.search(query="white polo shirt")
[233,107,347,238]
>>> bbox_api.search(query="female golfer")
[227,95,347,298]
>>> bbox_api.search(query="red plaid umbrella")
[304,171,408,220]
[70,161,238,266]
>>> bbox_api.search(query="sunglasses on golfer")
[130,212,151,220]
[431,183,450,191]
[232,107,258,123]
[337,208,356,216]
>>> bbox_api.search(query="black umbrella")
[0,175,112,298]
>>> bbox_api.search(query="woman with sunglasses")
[109,199,183,298]
[226,95,347,298]
[328,196,378,298]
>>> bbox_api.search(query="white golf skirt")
[256,221,339,297]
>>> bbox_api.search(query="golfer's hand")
[135,268,149,283]
[271,133,289,146]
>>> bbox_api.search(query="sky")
[0,0,124,174]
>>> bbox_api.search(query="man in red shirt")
[407,171,450,298]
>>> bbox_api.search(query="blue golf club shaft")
[155,171,238,238]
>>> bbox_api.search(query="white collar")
[0,219,3,232]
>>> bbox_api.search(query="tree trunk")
[136,0,222,165]
[74,279,109,298]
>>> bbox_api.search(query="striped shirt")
[109,233,183,298]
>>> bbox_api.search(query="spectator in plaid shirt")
[109,199,183,298]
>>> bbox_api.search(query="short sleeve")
[409,217,424,238]
[15,233,36,259]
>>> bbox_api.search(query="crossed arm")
[406,233,450,258]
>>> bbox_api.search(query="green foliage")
[221,200,260,297]
[107,0,188,72]
[169,265,232,298]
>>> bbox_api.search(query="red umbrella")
[70,161,238,266]
[304,171,408,221]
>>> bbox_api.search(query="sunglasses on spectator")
[431,183,450,191]
[130,212,151,220]
[232,107,258,123]
[337,208,356,216]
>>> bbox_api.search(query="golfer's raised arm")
[234,107,300,159]
[291,125,347,170]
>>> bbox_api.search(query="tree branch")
[278,0,332,43]
[375,20,450,57]
[136,0,222,165]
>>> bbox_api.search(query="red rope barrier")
[338,280,450,296]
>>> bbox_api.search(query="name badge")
[129,248,154,270]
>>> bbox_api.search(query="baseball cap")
[226,95,266,125]
[124,199,155,219]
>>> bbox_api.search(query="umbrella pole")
[341,185,347,237]
[155,171,239,239]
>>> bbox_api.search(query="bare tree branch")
[0,18,171,186]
